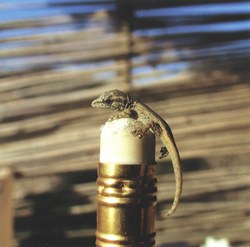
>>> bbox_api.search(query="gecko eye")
[105,98,112,105]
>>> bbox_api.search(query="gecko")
[91,89,182,216]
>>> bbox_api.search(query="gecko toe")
[131,129,144,138]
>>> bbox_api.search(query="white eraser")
[100,118,155,164]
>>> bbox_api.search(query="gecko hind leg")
[150,122,168,159]
[159,146,169,159]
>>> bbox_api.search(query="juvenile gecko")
[92,89,182,216]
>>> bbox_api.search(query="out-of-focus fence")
[0,1,249,246]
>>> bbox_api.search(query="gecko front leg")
[130,121,153,139]
[108,109,148,139]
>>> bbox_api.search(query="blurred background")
[0,0,249,246]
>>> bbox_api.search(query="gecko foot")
[131,128,144,138]
[159,146,168,159]
[131,122,152,139]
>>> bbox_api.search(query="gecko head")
[91,89,135,111]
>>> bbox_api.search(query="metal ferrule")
[96,162,157,247]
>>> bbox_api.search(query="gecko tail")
[166,205,177,216]
[165,159,182,217]
[166,177,182,216]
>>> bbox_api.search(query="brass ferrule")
[96,162,157,247]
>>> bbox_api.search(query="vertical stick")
[96,118,157,247]
[0,169,13,247]
[117,0,134,88]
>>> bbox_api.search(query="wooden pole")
[0,168,13,247]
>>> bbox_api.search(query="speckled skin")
[92,89,182,216]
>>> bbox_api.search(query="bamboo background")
[0,1,249,246]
